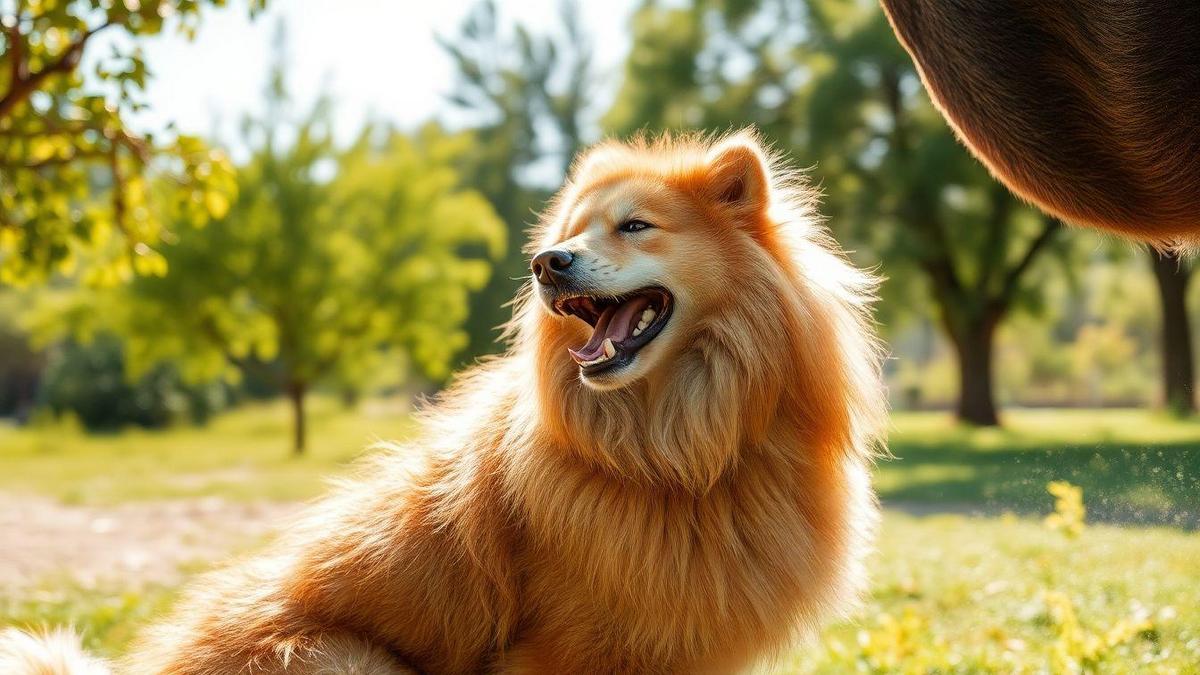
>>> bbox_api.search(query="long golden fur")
[2,130,886,674]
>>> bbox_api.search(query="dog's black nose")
[531,249,574,286]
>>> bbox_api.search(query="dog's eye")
[618,220,653,234]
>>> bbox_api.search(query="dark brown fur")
[881,0,1200,246]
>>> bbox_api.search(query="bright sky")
[92,0,635,160]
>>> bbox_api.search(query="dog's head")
[528,131,783,391]
[513,129,884,489]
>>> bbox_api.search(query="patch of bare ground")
[0,492,300,593]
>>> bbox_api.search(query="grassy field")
[0,397,414,504]
[2,401,1198,672]
[879,409,1200,527]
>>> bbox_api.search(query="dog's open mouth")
[554,287,673,375]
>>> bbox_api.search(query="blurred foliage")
[0,291,43,418]
[1,0,1196,433]
[37,333,224,431]
[119,119,497,448]
[0,0,259,285]
[439,0,593,359]
[32,43,505,451]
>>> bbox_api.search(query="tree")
[1148,248,1194,416]
[104,65,505,453]
[0,0,258,285]
[439,0,594,360]
[606,0,1069,425]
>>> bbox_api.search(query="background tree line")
[1,0,1195,454]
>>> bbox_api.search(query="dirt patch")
[0,492,300,593]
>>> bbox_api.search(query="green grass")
[782,513,1200,673]
[6,404,1196,516]
[0,397,414,504]
[878,409,1200,526]
[2,581,179,658]
[7,514,1196,672]
[2,404,1198,671]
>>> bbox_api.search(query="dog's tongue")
[568,295,652,363]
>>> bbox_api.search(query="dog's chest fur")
[498,439,869,671]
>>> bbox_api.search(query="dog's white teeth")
[642,308,656,323]
[636,319,648,330]
[632,327,643,337]
[580,339,617,367]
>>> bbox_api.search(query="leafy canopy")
[0,0,262,285]
[114,110,505,395]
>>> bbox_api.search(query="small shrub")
[37,335,226,431]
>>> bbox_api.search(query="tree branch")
[108,146,127,227]
[198,315,262,376]
[0,126,86,140]
[1,124,150,193]
[997,215,1062,306]
[0,19,121,119]
[881,61,967,303]
[6,1,26,85]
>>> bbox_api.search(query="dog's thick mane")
[493,131,887,493]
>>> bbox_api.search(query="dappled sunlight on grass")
[891,408,1200,447]
[8,510,1195,671]
[879,409,1200,527]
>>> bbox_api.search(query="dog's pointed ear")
[704,135,770,212]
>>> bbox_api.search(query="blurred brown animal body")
[1,132,885,674]
[881,0,1200,246]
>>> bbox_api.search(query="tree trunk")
[1149,248,1195,416]
[952,317,1001,426]
[287,381,308,455]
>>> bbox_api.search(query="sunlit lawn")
[0,397,415,504]
[879,409,1200,526]
[783,513,1200,673]
[2,403,1198,671]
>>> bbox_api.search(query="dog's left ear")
[704,135,770,213]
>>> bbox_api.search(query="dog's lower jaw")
[575,334,678,393]
[576,359,637,390]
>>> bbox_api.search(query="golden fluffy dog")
[1,130,886,674]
